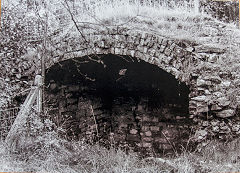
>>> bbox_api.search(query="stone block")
[142,126,149,131]
[197,79,210,87]
[130,129,138,135]
[161,144,173,150]
[213,92,223,98]
[147,41,154,47]
[216,109,235,118]
[50,83,57,90]
[115,48,122,54]
[143,137,153,142]
[211,104,222,111]
[126,135,141,142]
[67,98,78,104]
[145,131,152,137]
[142,142,152,148]
[140,39,145,46]
[202,121,209,127]
[68,85,79,92]
[192,95,207,102]
[152,117,159,122]
[150,126,160,132]
[197,105,208,113]
[142,116,151,122]
[130,50,135,57]
[162,128,178,137]
[143,47,148,53]
[232,124,240,132]
[164,48,172,56]
[216,97,231,107]
[159,44,166,53]
[154,137,167,143]
[211,126,219,133]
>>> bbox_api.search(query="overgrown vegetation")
[1,0,240,172]
[0,113,240,173]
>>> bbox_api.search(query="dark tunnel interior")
[45,54,190,113]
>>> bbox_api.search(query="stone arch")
[47,28,195,85]
[44,26,236,153]
[46,27,200,115]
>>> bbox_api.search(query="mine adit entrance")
[45,54,191,156]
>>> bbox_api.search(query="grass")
[1,1,240,172]
[1,125,240,173]
[2,0,240,109]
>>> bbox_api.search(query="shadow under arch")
[45,53,192,156]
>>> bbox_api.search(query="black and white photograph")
[0,0,240,172]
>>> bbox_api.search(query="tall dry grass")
[1,121,240,173]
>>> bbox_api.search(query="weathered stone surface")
[130,129,138,135]
[192,95,207,102]
[142,142,152,148]
[216,97,231,107]
[143,137,153,142]
[221,81,231,88]
[195,130,208,141]
[145,131,152,137]
[25,24,240,153]
[150,126,160,132]
[216,109,235,118]
[197,79,210,87]
[232,124,240,132]
[211,104,222,111]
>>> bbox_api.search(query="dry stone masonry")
[1,0,240,155]
[43,25,240,151]
[45,81,191,155]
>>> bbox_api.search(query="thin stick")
[62,0,87,42]
[161,131,178,155]
[90,105,99,139]
[0,0,1,29]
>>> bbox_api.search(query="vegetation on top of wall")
[0,1,240,172]
[1,0,239,109]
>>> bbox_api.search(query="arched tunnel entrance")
[45,54,191,156]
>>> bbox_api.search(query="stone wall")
[48,27,238,118]
[45,26,240,143]
[1,2,240,150]
[45,81,192,156]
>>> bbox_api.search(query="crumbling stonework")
[46,26,239,122]
[46,82,192,155]
[43,25,240,145]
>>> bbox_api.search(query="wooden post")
[41,11,48,114]
[0,0,1,28]
[35,75,43,114]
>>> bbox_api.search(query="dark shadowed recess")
[45,54,190,116]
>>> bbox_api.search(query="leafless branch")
[76,68,96,82]
[72,58,90,64]
[87,55,106,68]
[62,0,87,43]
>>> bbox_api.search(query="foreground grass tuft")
[1,128,240,173]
